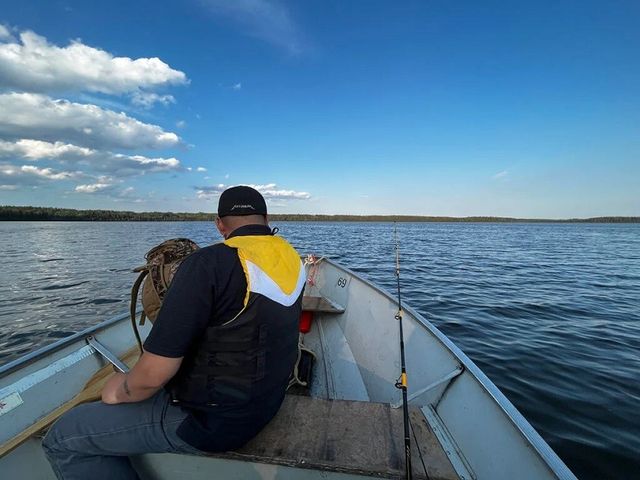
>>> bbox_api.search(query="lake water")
[0,221,638,479]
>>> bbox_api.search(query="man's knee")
[42,405,88,454]
[43,415,69,454]
[42,425,60,455]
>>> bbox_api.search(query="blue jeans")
[42,390,202,480]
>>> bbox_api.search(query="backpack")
[130,238,200,352]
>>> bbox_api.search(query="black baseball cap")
[217,186,267,217]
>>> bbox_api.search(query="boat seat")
[302,295,345,313]
[209,395,460,480]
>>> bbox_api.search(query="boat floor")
[193,394,459,480]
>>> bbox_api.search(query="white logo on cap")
[231,204,255,210]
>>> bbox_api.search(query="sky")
[0,0,638,217]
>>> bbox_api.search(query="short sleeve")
[143,251,215,357]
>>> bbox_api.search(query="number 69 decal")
[336,277,347,288]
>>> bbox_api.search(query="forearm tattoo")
[123,376,132,397]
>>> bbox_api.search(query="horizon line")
[1,206,638,223]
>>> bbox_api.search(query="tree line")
[0,206,638,223]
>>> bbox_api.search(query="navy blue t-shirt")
[143,224,286,451]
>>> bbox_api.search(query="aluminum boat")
[0,257,578,479]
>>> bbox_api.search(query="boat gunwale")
[0,312,130,378]
[319,257,577,480]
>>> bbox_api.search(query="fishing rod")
[394,222,412,480]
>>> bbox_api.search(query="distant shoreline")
[1,206,638,223]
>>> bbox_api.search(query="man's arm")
[101,351,183,404]
[102,250,215,404]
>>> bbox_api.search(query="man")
[43,186,306,479]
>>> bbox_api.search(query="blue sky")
[0,0,638,217]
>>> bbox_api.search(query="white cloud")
[0,164,17,175]
[74,183,149,203]
[0,139,93,159]
[113,154,180,174]
[0,93,180,150]
[232,83,242,90]
[0,30,187,95]
[196,183,226,199]
[251,183,310,199]
[112,186,146,203]
[20,165,77,180]
[0,28,186,199]
[0,138,181,178]
[131,92,176,108]
[493,170,508,180]
[75,183,112,193]
[200,0,304,54]
[196,166,207,172]
[195,182,310,200]
[0,25,12,41]
[0,163,79,186]
[176,120,187,128]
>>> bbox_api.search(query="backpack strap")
[288,334,317,389]
[130,269,148,355]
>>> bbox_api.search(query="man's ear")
[215,217,226,238]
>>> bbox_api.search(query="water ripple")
[41,281,89,291]
[0,221,638,480]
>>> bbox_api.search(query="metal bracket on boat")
[392,365,464,409]
[422,404,476,480]
[86,336,130,373]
